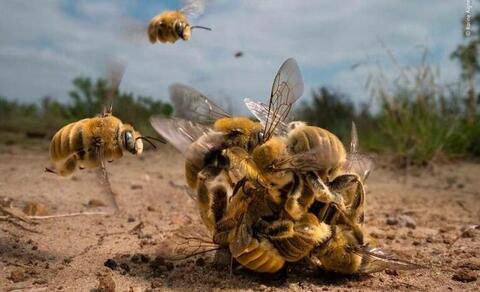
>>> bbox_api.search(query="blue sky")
[0,0,474,114]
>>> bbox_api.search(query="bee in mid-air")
[47,63,163,210]
[148,0,212,44]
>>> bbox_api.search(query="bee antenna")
[191,25,212,31]
[136,137,157,149]
[144,135,166,144]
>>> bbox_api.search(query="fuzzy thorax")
[213,117,262,146]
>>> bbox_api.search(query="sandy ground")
[1,144,479,291]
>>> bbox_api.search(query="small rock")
[150,256,166,269]
[385,269,399,276]
[151,279,163,288]
[386,217,398,225]
[147,206,155,212]
[452,270,477,282]
[9,269,25,283]
[140,254,150,263]
[130,184,143,190]
[87,199,107,208]
[127,216,135,223]
[386,234,396,240]
[426,236,434,243]
[131,254,141,264]
[104,259,118,270]
[120,262,130,273]
[97,273,116,292]
[399,215,416,229]
[23,202,49,216]
[195,257,206,267]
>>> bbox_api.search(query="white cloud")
[0,0,470,115]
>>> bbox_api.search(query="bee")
[309,225,423,274]
[148,0,211,44]
[150,81,266,231]
[47,63,163,210]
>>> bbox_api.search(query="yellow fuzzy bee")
[148,0,211,44]
[47,63,163,210]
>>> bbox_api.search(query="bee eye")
[174,22,184,36]
[124,131,136,153]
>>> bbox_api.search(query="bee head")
[120,125,143,155]
[174,21,191,40]
[214,117,262,148]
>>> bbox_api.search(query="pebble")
[9,269,25,283]
[104,259,118,270]
[131,184,143,190]
[452,270,477,282]
[87,199,107,207]
[151,280,163,288]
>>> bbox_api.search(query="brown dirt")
[1,145,479,291]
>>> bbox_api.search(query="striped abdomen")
[287,126,347,179]
[272,213,332,262]
[49,118,89,163]
[230,235,285,273]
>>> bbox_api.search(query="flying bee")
[47,62,164,210]
[148,0,211,44]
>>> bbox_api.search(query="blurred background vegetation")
[1,11,479,167]
[0,76,173,146]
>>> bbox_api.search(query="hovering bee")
[148,0,211,44]
[47,63,163,210]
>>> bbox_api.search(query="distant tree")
[451,1,480,123]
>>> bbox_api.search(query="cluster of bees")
[45,0,422,276]
[150,58,421,274]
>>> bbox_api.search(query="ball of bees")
[152,58,422,275]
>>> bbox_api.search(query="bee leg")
[254,219,295,239]
[97,146,119,212]
[44,167,57,174]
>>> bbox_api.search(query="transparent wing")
[274,146,332,172]
[354,246,425,273]
[263,58,304,140]
[343,122,374,181]
[149,116,211,155]
[180,0,206,18]
[101,61,125,117]
[244,98,289,136]
[158,224,223,261]
[170,83,230,125]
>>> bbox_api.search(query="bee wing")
[170,83,231,125]
[229,214,255,257]
[159,224,223,261]
[180,0,206,18]
[101,61,126,117]
[353,246,425,273]
[150,116,211,155]
[262,58,304,141]
[343,122,374,181]
[244,98,289,136]
[275,148,329,172]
